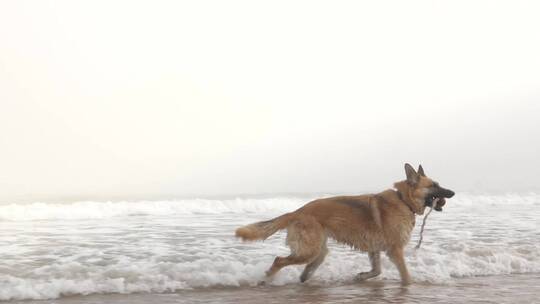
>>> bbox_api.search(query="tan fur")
[235,213,293,241]
[235,164,452,285]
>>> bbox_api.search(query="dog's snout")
[444,189,455,198]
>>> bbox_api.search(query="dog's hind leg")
[266,254,314,277]
[265,215,324,279]
[354,251,381,282]
[387,246,411,286]
[300,239,328,282]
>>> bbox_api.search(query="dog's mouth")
[425,196,446,212]
[425,187,454,212]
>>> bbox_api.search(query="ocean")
[1,193,539,303]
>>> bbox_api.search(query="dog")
[235,163,454,285]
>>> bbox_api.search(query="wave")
[0,197,310,221]
[0,192,538,300]
[1,192,538,221]
[1,241,539,301]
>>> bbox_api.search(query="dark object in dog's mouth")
[426,197,446,212]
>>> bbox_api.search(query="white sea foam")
[0,197,309,221]
[1,192,537,221]
[0,193,538,300]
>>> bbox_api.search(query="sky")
[1,1,539,202]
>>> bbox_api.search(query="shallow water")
[11,274,540,304]
[0,193,539,301]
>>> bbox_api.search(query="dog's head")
[398,163,455,214]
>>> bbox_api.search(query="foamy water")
[0,193,539,301]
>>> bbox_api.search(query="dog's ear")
[417,165,426,177]
[405,163,419,184]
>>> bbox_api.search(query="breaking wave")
[1,192,537,221]
[0,192,538,300]
[0,197,310,221]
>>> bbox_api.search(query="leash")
[415,205,434,249]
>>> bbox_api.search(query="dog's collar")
[396,190,416,214]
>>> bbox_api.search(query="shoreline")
[10,273,540,304]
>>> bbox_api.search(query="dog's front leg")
[387,246,411,285]
[354,251,381,281]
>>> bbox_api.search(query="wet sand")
[12,273,540,304]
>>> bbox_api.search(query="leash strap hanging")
[415,206,434,249]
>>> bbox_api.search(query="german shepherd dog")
[235,164,454,285]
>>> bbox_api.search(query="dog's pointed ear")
[417,165,426,177]
[405,163,419,184]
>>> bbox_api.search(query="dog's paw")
[354,272,371,281]
[354,270,381,282]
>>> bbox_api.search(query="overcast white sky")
[1,1,539,201]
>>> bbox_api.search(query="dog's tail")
[235,213,294,241]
